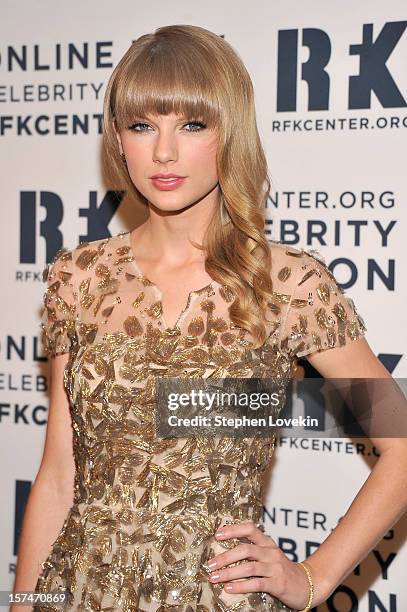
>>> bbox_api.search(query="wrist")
[296,561,314,611]
[297,558,333,608]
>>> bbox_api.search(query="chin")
[148,198,194,214]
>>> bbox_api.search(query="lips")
[150,173,185,179]
[150,176,186,191]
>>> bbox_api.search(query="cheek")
[123,144,150,179]
[187,141,218,176]
[123,139,143,162]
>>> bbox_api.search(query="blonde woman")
[13,24,407,612]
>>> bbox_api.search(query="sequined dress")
[33,231,367,611]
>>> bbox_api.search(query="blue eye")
[128,122,150,132]
[128,120,207,132]
[185,121,207,132]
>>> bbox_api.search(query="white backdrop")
[1,1,406,609]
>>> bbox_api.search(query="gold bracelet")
[297,561,314,612]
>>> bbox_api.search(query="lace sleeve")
[40,248,77,357]
[279,249,367,359]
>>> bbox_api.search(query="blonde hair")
[102,24,274,349]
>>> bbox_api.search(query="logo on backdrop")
[277,21,406,111]
[19,190,124,264]
[0,41,114,71]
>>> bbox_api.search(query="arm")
[206,249,407,609]
[301,337,407,602]
[206,337,407,609]
[12,353,75,603]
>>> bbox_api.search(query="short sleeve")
[40,248,77,357]
[279,249,367,359]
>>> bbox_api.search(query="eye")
[127,120,207,133]
[184,121,207,132]
[128,122,151,132]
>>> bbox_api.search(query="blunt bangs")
[111,43,222,131]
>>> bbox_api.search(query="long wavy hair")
[102,24,274,349]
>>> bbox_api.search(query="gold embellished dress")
[33,231,366,611]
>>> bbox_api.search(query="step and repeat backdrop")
[1,0,406,609]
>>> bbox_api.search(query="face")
[114,111,220,213]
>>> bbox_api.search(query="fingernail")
[216,529,225,538]
[208,560,217,569]
[224,584,233,591]
[209,573,220,581]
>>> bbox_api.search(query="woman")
[13,24,407,612]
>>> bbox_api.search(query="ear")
[112,118,123,154]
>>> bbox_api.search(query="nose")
[152,128,178,164]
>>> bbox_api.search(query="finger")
[215,519,276,548]
[207,542,268,571]
[223,576,270,594]
[209,560,269,585]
